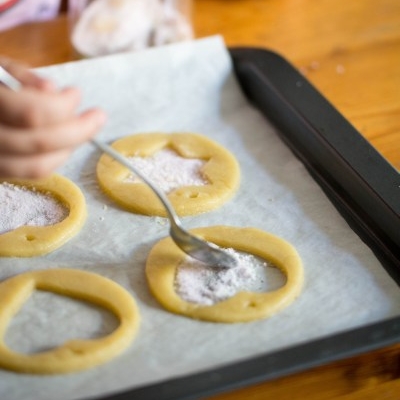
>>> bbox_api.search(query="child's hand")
[0,58,106,179]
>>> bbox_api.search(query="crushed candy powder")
[175,248,286,305]
[0,183,69,235]
[125,148,208,193]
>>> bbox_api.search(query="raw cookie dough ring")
[0,174,87,257]
[0,268,140,374]
[96,133,240,216]
[146,226,303,323]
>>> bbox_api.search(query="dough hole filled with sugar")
[0,175,87,257]
[146,226,304,323]
[0,268,140,374]
[96,133,241,217]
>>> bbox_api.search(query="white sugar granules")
[125,148,208,193]
[175,249,286,305]
[0,183,69,235]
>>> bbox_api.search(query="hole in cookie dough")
[146,226,303,323]
[71,348,85,355]
[0,182,69,235]
[97,133,240,217]
[0,268,139,374]
[5,290,119,354]
[175,190,201,199]
[174,249,286,306]
[0,175,87,257]
[124,148,208,194]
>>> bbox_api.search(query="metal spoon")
[0,66,237,268]
[92,139,237,268]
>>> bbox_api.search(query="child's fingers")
[0,148,74,179]
[0,57,55,91]
[0,86,82,127]
[0,108,107,155]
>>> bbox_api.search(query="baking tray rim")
[44,46,400,400]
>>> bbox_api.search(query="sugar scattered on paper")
[175,248,286,305]
[0,183,69,235]
[125,148,208,193]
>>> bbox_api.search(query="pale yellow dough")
[0,268,140,374]
[96,133,240,216]
[146,226,304,323]
[0,174,87,257]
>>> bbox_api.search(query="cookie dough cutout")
[0,174,87,257]
[0,268,140,374]
[96,133,240,216]
[146,226,303,323]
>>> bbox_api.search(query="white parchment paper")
[1,36,399,400]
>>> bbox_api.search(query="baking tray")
[68,47,399,399]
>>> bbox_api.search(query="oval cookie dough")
[0,174,87,257]
[0,268,140,374]
[96,132,240,216]
[146,226,303,323]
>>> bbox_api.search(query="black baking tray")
[94,48,400,400]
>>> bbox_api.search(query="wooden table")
[1,0,399,399]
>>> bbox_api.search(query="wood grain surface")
[0,0,399,399]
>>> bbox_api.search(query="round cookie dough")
[146,226,303,323]
[0,174,87,257]
[0,268,140,374]
[96,133,240,217]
